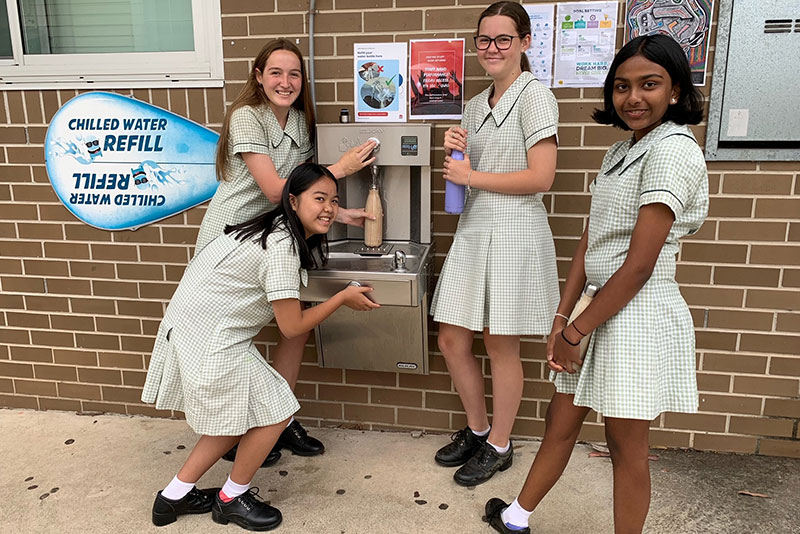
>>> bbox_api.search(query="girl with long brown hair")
[196,39,376,467]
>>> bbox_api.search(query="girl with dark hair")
[142,163,378,531]
[485,34,708,534]
[431,1,560,487]
[197,39,377,465]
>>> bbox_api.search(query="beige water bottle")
[363,183,383,247]
[568,282,599,359]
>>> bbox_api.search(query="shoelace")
[289,422,308,439]
[237,487,264,512]
[449,428,468,443]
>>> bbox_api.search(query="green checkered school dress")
[141,225,304,436]
[431,72,560,335]
[554,121,709,420]
[195,104,313,251]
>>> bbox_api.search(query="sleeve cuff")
[267,289,300,302]
[525,124,559,150]
[639,189,684,217]
[232,142,271,156]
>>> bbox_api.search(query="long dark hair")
[224,163,336,270]
[476,1,531,73]
[215,39,316,181]
[592,34,704,129]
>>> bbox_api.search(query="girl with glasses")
[431,1,560,487]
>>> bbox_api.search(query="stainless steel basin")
[299,239,434,373]
[302,240,432,306]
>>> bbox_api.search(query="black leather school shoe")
[484,498,531,534]
[211,488,282,531]
[453,441,513,486]
[222,445,281,468]
[434,427,488,467]
[275,420,325,456]
[151,486,219,526]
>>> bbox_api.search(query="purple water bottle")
[445,150,466,214]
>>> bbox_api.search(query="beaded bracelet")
[561,329,580,346]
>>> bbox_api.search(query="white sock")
[501,498,532,531]
[470,425,490,437]
[220,476,250,501]
[161,475,195,501]
[488,439,510,454]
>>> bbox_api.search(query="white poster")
[524,3,556,87]
[554,1,619,87]
[354,42,408,123]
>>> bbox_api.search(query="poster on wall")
[553,1,619,87]
[523,3,556,87]
[409,39,465,120]
[354,42,408,122]
[45,92,220,231]
[626,0,713,85]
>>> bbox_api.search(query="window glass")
[0,9,12,58]
[18,0,194,54]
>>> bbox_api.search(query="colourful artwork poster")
[44,92,219,231]
[409,39,465,120]
[626,0,713,85]
[523,3,556,87]
[354,42,408,122]
[554,1,619,88]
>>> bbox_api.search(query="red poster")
[409,39,464,120]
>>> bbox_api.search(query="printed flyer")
[354,42,408,122]
[554,1,619,87]
[409,39,465,120]
[524,3,556,87]
[626,0,713,85]
[44,92,219,231]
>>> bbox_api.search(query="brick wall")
[0,0,798,458]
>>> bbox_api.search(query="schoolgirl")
[485,34,708,534]
[197,39,376,463]
[142,163,379,531]
[431,1,560,487]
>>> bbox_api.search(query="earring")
[670,97,677,104]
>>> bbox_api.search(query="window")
[0,0,223,89]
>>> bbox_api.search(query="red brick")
[729,416,794,438]
[733,376,799,397]
[759,439,800,458]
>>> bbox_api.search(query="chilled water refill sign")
[45,92,220,231]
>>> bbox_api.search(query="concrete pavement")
[1,409,797,533]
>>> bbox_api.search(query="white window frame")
[0,0,223,89]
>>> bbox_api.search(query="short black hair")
[592,34,704,129]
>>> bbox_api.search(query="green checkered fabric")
[195,104,313,252]
[431,72,560,335]
[554,121,709,420]
[142,227,304,435]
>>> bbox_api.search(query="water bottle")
[445,149,466,214]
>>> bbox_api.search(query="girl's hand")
[340,286,381,311]
[336,207,376,228]
[443,151,471,186]
[443,126,467,156]
[334,140,377,177]
[552,328,583,374]
[546,318,568,373]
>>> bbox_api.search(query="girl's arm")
[546,226,589,373]
[271,285,379,339]
[443,136,558,194]
[553,203,675,372]
[241,152,284,204]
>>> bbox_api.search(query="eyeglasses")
[473,34,520,50]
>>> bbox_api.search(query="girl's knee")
[605,420,650,460]
[436,327,471,357]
